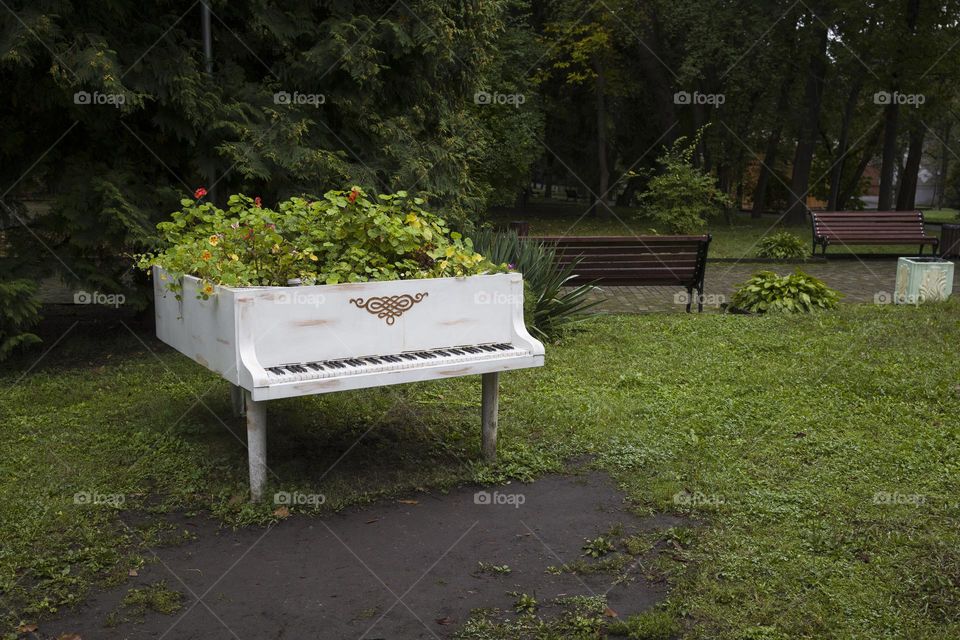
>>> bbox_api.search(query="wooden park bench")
[531,235,712,312]
[810,211,939,256]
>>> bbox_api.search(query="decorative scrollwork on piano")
[349,292,429,325]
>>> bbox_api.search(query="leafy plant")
[755,231,807,261]
[139,188,499,297]
[475,562,512,575]
[471,229,600,340]
[512,592,538,614]
[638,129,732,234]
[0,278,41,361]
[582,536,616,558]
[731,270,841,314]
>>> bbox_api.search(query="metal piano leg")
[245,390,267,502]
[230,384,246,417]
[481,372,499,462]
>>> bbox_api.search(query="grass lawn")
[2,302,960,638]
[485,202,956,260]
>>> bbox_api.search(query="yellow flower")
[208,235,219,246]
[272,243,280,253]
[201,250,212,261]
[229,253,239,261]
[202,283,215,295]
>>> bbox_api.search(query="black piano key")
[267,367,285,375]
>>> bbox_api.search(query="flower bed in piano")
[138,187,502,300]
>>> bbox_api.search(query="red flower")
[254,196,262,208]
[347,188,359,204]
[194,187,208,199]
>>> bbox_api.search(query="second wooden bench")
[530,235,712,312]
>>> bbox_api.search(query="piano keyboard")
[262,343,528,383]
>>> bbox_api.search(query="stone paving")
[586,258,960,314]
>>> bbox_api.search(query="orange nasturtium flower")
[208,235,219,246]
[201,250,212,261]
[202,283,215,295]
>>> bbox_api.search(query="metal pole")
[202,2,213,74]
[201,2,217,202]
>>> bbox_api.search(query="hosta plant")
[139,188,499,298]
[755,231,807,261]
[731,270,841,314]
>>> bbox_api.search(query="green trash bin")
[940,223,960,258]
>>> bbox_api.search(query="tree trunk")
[896,126,925,210]
[593,57,610,218]
[877,102,900,210]
[837,122,883,209]
[752,74,793,218]
[936,122,951,208]
[544,155,554,200]
[879,0,920,211]
[827,77,864,210]
[785,23,828,225]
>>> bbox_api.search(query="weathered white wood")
[481,372,499,461]
[153,267,545,500]
[230,383,245,417]
[154,268,545,400]
[245,389,267,502]
[153,268,240,384]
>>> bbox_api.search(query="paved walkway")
[588,259,960,313]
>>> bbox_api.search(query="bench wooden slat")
[810,210,938,255]
[523,234,712,311]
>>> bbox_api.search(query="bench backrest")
[811,211,931,239]
[530,235,711,286]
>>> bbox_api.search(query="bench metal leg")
[481,372,499,462]
[230,383,245,417]
[685,287,693,313]
[245,390,267,502]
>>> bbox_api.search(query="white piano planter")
[153,268,545,500]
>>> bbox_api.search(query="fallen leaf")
[365,518,379,524]
[17,623,38,633]
[128,569,138,577]
[57,634,82,640]
[603,607,619,618]
[435,617,455,625]
[273,506,290,518]
[398,499,418,505]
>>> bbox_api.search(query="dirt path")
[41,473,680,639]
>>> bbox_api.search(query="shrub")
[755,231,807,261]
[139,188,498,297]
[638,130,731,233]
[471,230,600,341]
[0,278,41,361]
[731,270,841,313]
